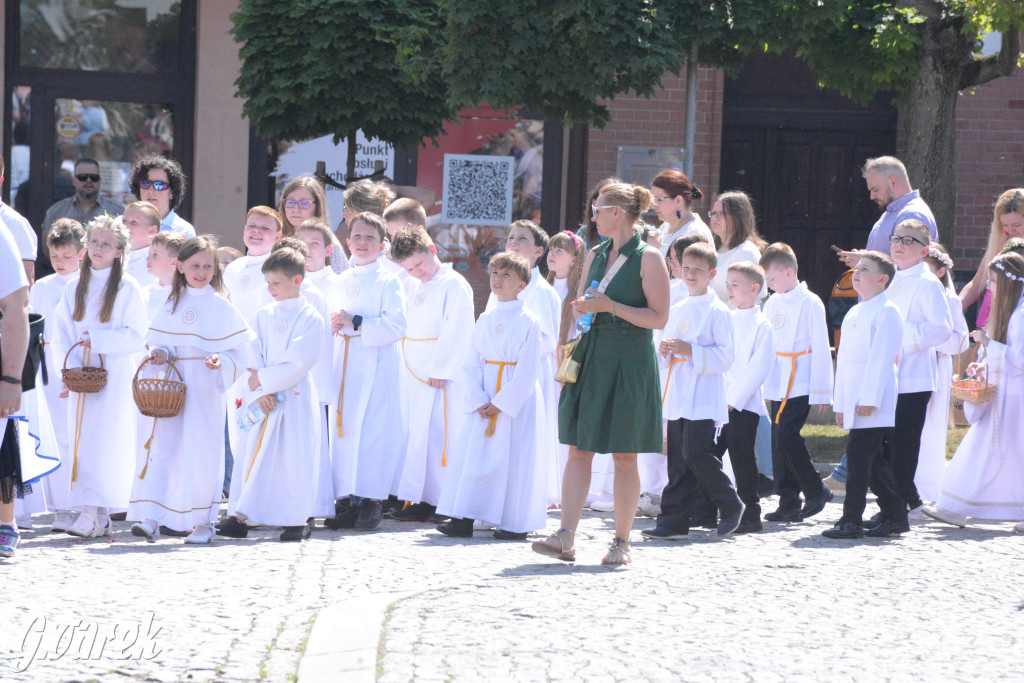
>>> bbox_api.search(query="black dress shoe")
[864,518,909,537]
[436,518,474,537]
[386,502,432,522]
[382,495,403,514]
[216,516,248,538]
[280,521,312,541]
[641,525,689,539]
[493,529,528,541]
[734,517,763,534]
[717,501,745,536]
[822,521,864,539]
[764,507,801,522]
[689,514,718,529]
[160,525,190,538]
[800,488,834,520]
[757,475,776,499]
[353,499,383,530]
[324,499,361,530]
[864,511,885,528]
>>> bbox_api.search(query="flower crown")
[926,246,953,270]
[999,237,1024,256]
[558,230,583,250]
[992,260,1024,283]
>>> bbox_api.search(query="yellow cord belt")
[335,333,360,438]
[402,336,448,466]
[483,360,516,436]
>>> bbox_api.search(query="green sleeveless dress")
[558,232,663,453]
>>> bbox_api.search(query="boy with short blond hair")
[435,252,546,539]
[760,242,835,523]
[123,201,162,287]
[389,227,475,521]
[30,218,85,532]
[219,247,324,542]
[643,242,743,539]
[383,198,428,234]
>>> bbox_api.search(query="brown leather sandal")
[531,527,575,561]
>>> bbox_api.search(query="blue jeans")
[831,453,848,483]
[223,421,233,493]
[754,414,773,479]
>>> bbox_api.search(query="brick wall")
[953,65,1024,270]
[584,67,724,222]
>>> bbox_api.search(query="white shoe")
[922,505,967,528]
[589,496,615,512]
[67,512,111,538]
[1014,522,1024,533]
[908,505,928,521]
[131,519,160,543]
[637,492,662,518]
[51,510,74,533]
[823,475,846,492]
[15,513,32,530]
[184,525,214,544]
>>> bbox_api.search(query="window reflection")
[20,0,181,74]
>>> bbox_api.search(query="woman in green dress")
[533,183,670,565]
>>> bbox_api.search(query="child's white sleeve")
[986,310,1024,376]
[691,308,733,375]
[728,321,775,410]
[935,291,969,356]
[490,320,541,419]
[904,281,953,354]
[808,298,834,405]
[858,306,904,409]
[430,284,475,382]
[460,328,489,413]
[360,277,407,348]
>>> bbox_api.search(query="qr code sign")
[442,154,515,226]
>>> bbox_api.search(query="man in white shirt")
[0,154,36,283]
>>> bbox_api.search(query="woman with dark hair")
[129,155,195,238]
[533,182,671,565]
[650,169,712,256]
[708,190,767,306]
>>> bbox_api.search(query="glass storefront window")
[20,0,182,74]
[54,98,174,205]
[8,86,32,212]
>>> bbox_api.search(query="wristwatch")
[1,375,20,385]
[352,315,363,331]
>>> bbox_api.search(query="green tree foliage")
[231,0,455,163]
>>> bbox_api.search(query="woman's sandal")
[531,527,575,562]
[601,537,631,566]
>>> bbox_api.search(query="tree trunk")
[346,131,358,183]
[898,18,976,251]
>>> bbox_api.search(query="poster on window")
[441,154,515,227]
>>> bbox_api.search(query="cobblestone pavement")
[3,498,1023,682]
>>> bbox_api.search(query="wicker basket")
[950,336,997,405]
[133,357,187,418]
[61,340,107,393]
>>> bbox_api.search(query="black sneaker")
[764,507,802,523]
[734,517,763,534]
[324,498,361,530]
[689,514,718,529]
[822,521,864,539]
[436,518,474,537]
[280,521,312,542]
[353,498,383,530]
[160,525,190,538]
[382,495,403,515]
[386,502,432,522]
[216,516,248,538]
[641,525,689,540]
[493,529,528,541]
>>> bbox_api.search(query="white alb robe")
[832,294,904,430]
[54,267,148,509]
[126,246,156,288]
[887,262,953,394]
[762,282,834,405]
[128,285,254,530]
[142,282,172,324]
[937,299,1024,520]
[328,260,408,500]
[436,299,547,533]
[726,306,775,417]
[230,297,323,526]
[395,264,475,506]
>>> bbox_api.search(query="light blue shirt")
[864,190,937,253]
[160,209,196,238]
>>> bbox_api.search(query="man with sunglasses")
[41,158,125,250]
[129,155,195,238]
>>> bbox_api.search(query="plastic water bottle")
[238,393,284,430]
[576,280,601,333]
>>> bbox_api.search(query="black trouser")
[880,391,931,511]
[711,409,761,521]
[841,427,906,525]
[770,396,822,510]
[658,418,742,530]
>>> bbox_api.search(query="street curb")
[297,593,409,682]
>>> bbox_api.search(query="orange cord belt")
[402,336,448,466]
[483,360,516,436]
[335,333,361,438]
[661,357,688,405]
[775,349,812,424]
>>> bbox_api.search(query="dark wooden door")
[720,52,897,301]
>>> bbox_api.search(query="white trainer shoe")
[1014,522,1024,533]
[823,475,846,492]
[15,513,33,530]
[589,496,615,512]
[67,512,111,538]
[51,510,74,533]
[130,519,160,543]
[922,505,967,528]
[637,492,662,518]
[184,524,214,544]
[908,505,928,521]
